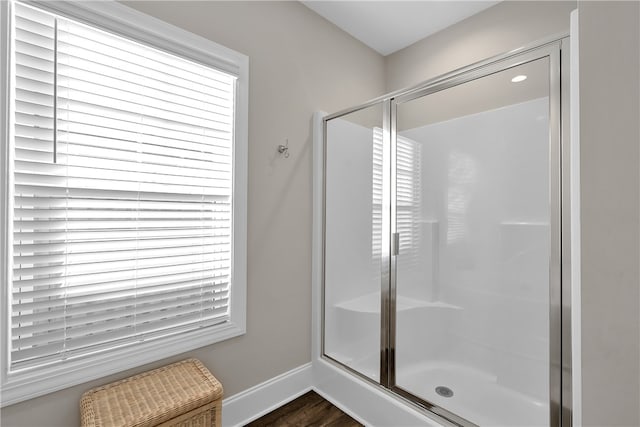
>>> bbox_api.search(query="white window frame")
[0,0,248,406]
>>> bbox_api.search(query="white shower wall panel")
[398,97,550,401]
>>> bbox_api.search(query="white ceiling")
[302,1,500,56]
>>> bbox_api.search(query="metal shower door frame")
[385,41,566,427]
[321,35,572,427]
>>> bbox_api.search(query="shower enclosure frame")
[320,35,572,427]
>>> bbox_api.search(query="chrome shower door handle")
[392,232,400,256]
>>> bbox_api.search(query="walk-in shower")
[319,39,572,426]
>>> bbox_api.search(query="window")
[1,0,248,405]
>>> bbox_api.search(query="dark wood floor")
[245,390,363,427]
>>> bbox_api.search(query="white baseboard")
[221,363,313,427]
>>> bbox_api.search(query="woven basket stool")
[80,358,223,427]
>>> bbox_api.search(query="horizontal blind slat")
[12,308,229,366]
[14,175,232,196]
[56,116,233,153]
[14,228,231,243]
[13,302,229,344]
[57,63,233,114]
[14,280,229,312]
[15,185,231,202]
[15,4,55,29]
[14,236,229,255]
[57,99,233,139]
[58,23,234,89]
[57,89,232,133]
[13,289,229,327]
[13,269,229,297]
[14,242,231,266]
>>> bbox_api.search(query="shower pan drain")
[435,386,454,398]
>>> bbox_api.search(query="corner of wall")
[577,1,640,425]
[569,8,582,427]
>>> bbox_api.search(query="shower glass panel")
[393,58,552,425]
[324,103,384,381]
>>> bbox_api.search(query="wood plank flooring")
[245,391,363,427]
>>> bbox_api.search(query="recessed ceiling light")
[511,75,527,83]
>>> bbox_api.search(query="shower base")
[396,361,548,426]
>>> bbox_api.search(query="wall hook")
[277,139,290,158]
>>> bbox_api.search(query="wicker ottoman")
[80,359,223,427]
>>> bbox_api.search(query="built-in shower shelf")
[500,221,549,226]
[334,293,461,314]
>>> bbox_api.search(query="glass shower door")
[391,56,558,426]
[323,103,385,381]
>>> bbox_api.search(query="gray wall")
[0,2,384,426]
[385,1,576,92]
[578,2,640,426]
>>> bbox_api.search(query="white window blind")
[11,2,236,370]
[372,128,383,262]
[371,128,421,266]
[395,134,422,268]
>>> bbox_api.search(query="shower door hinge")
[392,232,400,256]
